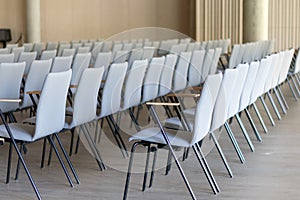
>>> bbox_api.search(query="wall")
[0,0,26,43]
[40,0,194,42]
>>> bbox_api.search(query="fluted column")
[26,0,41,42]
[243,0,269,42]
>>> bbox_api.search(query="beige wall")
[40,0,194,42]
[0,0,26,43]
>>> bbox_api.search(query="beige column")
[243,0,268,43]
[26,0,41,42]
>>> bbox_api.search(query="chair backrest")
[70,53,91,87]
[186,43,195,52]
[34,70,72,140]
[23,43,34,52]
[57,43,71,56]
[33,42,44,58]
[51,55,73,72]
[188,50,205,87]
[77,46,91,54]
[122,59,148,110]
[62,48,76,57]
[236,44,247,65]
[209,47,222,75]
[6,44,18,52]
[0,62,25,113]
[169,44,187,54]
[112,43,123,56]
[249,56,272,105]
[21,59,52,109]
[172,51,192,92]
[12,46,25,62]
[293,48,300,74]
[210,68,238,132]
[113,50,129,63]
[201,49,215,83]
[227,63,249,119]
[100,62,128,117]
[142,57,165,103]
[0,53,15,64]
[45,42,58,51]
[128,48,143,67]
[190,72,222,145]
[71,68,104,127]
[158,54,178,97]
[122,43,133,51]
[40,50,57,60]
[239,61,260,112]
[278,49,294,85]
[94,51,112,81]
[141,46,155,60]
[271,51,285,89]
[0,48,9,54]
[228,44,240,68]
[18,52,37,75]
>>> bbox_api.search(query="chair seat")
[129,127,192,148]
[0,123,35,142]
[164,117,194,131]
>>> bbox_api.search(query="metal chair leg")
[193,144,219,194]
[267,91,282,120]
[6,142,12,184]
[142,144,151,191]
[277,86,289,110]
[224,122,245,163]
[69,128,75,156]
[244,108,262,142]
[165,150,172,175]
[259,96,275,126]
[54,133,80,184]
[273,88,287,114]
[235,114,255,152]
[252,102,268,133]
[47,135,74,188]
[210,132,233,178]
[15,142,24,180]
[287,77,299,100]
[40,138,47,168]
[149,146,158,188]
[123,141,144,200]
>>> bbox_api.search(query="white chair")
[64,68,105,170]
[123,73,223,200]
[141,46,155,60]
[0,53,14,64]
[0,48,9,54]
[19,59,52,110]
[113,50,129,63]
[70,53,91,94]
[62,48,76,57]
[18,52,37,75]
[208,48,222,75]
[0,70,73,200]
[57,43,71,56]
[23,43,34,52]
[128,48,143,67]
[45,41,58,51]
[33,42,44,59]
[76,46,90,54]
[201,49,215,83]
[93,51,112,80]
[40,50,57,60]
[51,55,73,72]
[228,44,240,68]
[11,47,25,62]
[6,44,18,52]
[188,50,205,87]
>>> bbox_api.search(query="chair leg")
[40,138,47,168]
[75,128,81,154]
[252,102,268,134]
[69,128,75,156]
[142,144,151,191]
[149,146,158,188]
[47,135,54,166]
[224,122,245,163]
[210,132,233,178]
[287,77,299,100]
[0,111,42,200]
[277,86,289,110]
[81,125,106,171]
[273,88,287,115]
[291,75,300,96]
[235,114,255,152]
[54,133,80,184]
[267,91,282,120]
[47,135,74,188]
[6,142,12,184]
[244,108,262,142]
[123,141,144,200]
[165,150,172,175]
[259,96,276,126]
[193,144,219,194]
[15,142,25,180]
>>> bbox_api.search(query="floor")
[1,85,300,200]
